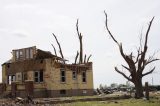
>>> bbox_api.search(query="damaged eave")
[36,49,68,62]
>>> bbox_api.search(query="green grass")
[55,97,160,106]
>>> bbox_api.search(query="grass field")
[0,92,160,106]
[60,98,160,106]
[52,93,160,106]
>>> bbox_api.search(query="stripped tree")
[76,19,83,64]
[104,11,159,98]
[52,33,65,63]
[76,19,92,64]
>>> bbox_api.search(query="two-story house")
[0,46,94,98]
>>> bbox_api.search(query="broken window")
[25,48,33,59]
[19,50,23,59]
[72,71,77,80]
[60,90,66,95]
[8,75,16,84]
[16,73,22,81]
[82,71,86,83]
[60,69,66,82]
[25,49,29,59]
[22,72,27,82]
[34,70,43,83]
[15,51,19,60]
[30,48,33,58]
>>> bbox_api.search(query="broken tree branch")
[51,44,57,56]
[87,54,92,63]
[115,67,132,81]
[104,11,119,45]
[84,54,86,63]
[75,51,79,64]
[52,33,64,62]
[138,17,154,72]
[145,58,159,66]
[142,67,155,77]
[122,64,131,73]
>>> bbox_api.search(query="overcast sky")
[0,0,160,88]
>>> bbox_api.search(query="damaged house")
[0,46,93,98]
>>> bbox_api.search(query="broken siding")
[12,46,36,62]
[5,59,45,75]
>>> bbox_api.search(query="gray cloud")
[13,32,27,38]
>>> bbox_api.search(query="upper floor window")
[82,71,86,83]
[60,69,66,82]
[30,48,33,58]
[25,49,29,59]
[15,51,19,60]
[25,48,33,59]
[19,50,23,59]
[34,70,43,83]
[72,71,77,80]
[15,50,23,60]
[22,72,27,82]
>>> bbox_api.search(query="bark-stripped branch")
[84,54,86,63]
[138,17,155,72]
[142,67,155,77]
[122,64,131,72]
[76,19,83,63]
[87,54,92,63]
[104,11,119,45]
[52,33,64,61]
[145,59,159,66]
[115,67,132,81]
[75,51,79,64]
[51,44,57,56]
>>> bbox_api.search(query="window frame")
[60,68,66,82]
[82,70,87,83]
[72,70,77,80]
[34,70,43,83]
[8,75,16,84]
[15,50,19,60]
[29,48,33,58]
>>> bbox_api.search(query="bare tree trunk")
[79,36,83,63]
[134,78,144,98]
[76,19,83,64]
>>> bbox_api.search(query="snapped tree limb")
[87,54,92,63]
[84,54,86,63]
[75,51,79,64]
[51,44,57,56]
[52,33,64,63]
